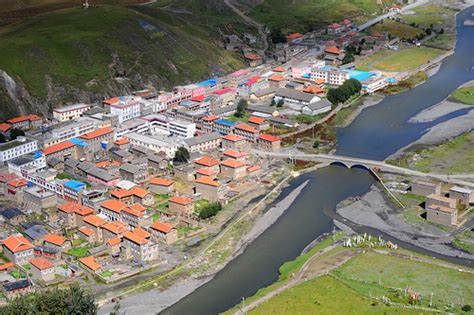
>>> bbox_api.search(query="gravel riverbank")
[336,185,474,259]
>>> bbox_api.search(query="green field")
[68,246,90,258]
[363,47,443,72]
[370,19,423,39]
[449,86,474,105]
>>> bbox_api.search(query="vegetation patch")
[371,47,443,72]
[449,85,474,105]
[68,246,91,258]
[370,19,423,39]
[384,71,427,94]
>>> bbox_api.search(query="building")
[183,132,222,153]
[244,53,263,67]
[3,280,31,300]
[63,180,86,203]
[274,88,320,109]
[301,99,333,116]
[194,176,224,202]
[23,186,57,209]
[168,196,194,216]
[426,205,458,226]
[79,256,102,273]
[148,178,175,195]
[449,186,473,206]
[102,221,129,242]
[150,221,178,244]
[29,257,55,282]
[426,194,456,209]
[103,96,141,123]
[53,103,92,122]
[119,163,147,183]
[247,116,270,131]
[311,68,349,86]
[233,124,259,143]
[286,33,304,43]
[361,77,389,94]
[213,119,236,135]
[122,230,159,263]
[222,149,248,162]
[0,137,38,163]
[7,114,42,130]
[42,140,77,161]
[1,208,26,225]
[43,233,70,251]
[79,127,115,158]
[57,202,94,227]
[220,158,247,180]
[195,156,221,173]
[327,23,343,35]
[7,152,46,176]
[83,215,107,243]
[125,133,178,158]
[257,133,282,152]
[411,181,441,196]
[2,235,34,265]
[222,134,249,151]
[121,204,149,228]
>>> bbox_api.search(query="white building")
[44,117,101,147]
[0,137,38,163]
[53,103,92,122]
[274,88,320,109]
[7,152,46,176]
[144,114,196,138]
[361,77,389,94]
[311,68,350,86]
[124,132,178,158]
[115,119,150,139]
[104,96,141,123]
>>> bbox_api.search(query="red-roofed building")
[194,176,225,202]
[100,199,128,222]
[388,5,401,13]
[258,133,282,152]
[325,46,341,55]
[222,149,248,162]
[196,167,219,179]
[150,221,178,244]
[2,235,34,264]
[7,114,42,130]
[43,234,70,251]
[79,256,102,273]
[102,221,129,242]
[83,215,107,243]
[0,123,11,133]
[286,33,304,42]
[220,158,247,179]
[327,23,343,35]
[222,133,249,151]
[247,116,269,130]
[234,124,259,143]
[30,257,55,282]
[114,137,130,149]
[195,156,221,172]
[79,127,114,157]
[244,53,263,67]
[57,202,94,227]
[149,177,175,194]
[122,230,158,263]
[273,66,286,73]
[42,140,77,160]
[168,196,194,216]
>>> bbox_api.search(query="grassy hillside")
[0,3,245,117]
[248,0,395,33]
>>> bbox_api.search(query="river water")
[159,6,474,315]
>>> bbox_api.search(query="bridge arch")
[350,164,371,171]
[330,161,350,168]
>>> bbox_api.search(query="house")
[222,149,248,162]
[150,221,178,244]
[258,134,282,152]
[274,88,320,109]
[213,119,236,135]
[29,257,55,282]
[102,221,129,242]
[119,163,147,183]
[286,33,304,43]
[79,256,102,273]
[7,114,42,130]
[174,165,196,182]
[149,178,175,195]
[147,152,169,174]
[6,178,29,202]
[23,186,57,209]
[195,156,221,173]
[194,176,225,202]
[107,237,122,256]
[220,158,247,180]
[327,23,343,35]
[244,53,263,67]
[250,87,277,100]
[2,235,34,265]
[183,132,222,153]
[168,196,194,216]
[234,124,259,143]
[78,227,95,243]
[0,137,38,163]
[247,116,270,131]
[0,123,11,135]
[411,181,441,196]
[83,215,107,243]
[196,167,219,179]
[247,165,263,177]
[268,75,286,88]
[53,103,92,122]
[24,225,49,245]
[100,199,128,222]
[426,194,456,209]
[449,186,473,206]
[387,4,402,13]
[122,230,159,263]
[1,208,26,225]
[130,186,154,206]
[3,280,31,300]
[426,205,458,226]
[301,99,333,116]
[200,115,219,133]
[43,234,70,251]
[121,203,149,228]
[222,134,250,152]
[57,202,94,228]
[114,137,130,150]
[79,127,115,158]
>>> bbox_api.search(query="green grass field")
[370,19,423,39]
[250,275,420,315]
[449,86,474,105]
[368,47,443,72]
[68,246,90,258]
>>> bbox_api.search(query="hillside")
[0,3,246,118]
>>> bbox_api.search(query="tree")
[270,29,286,44]
[277,99,284,107]
[0,133,5,143]
[235,98,248,118]
[327,88,339,105]
[341,52,354,65]
[462,305,472,312]
[9,128,24,140]
[425,28,432,36]
[198,202,223,219]
[173,147,190,163]
[270,98,276,106]
[1,285,97,314]
[313,140,320,149]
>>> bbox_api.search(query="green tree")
[198,202,223,219]
[173,147,190,163]
[235,98,248,118]
[313,140,320,149]
[9,128,25,140]
[327,88,339,105]
[0,133,5,143]
[270,29,286,44]
[277,99,284,107]
[341,52,354,65]
[270,98,276,106]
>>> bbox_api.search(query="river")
[146,6,474,315]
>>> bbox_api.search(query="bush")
[198,202,223,219]
[462,305,472,312]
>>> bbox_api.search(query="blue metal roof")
[64,180,86,191]
[33,151,43,159]
[215,119,236,126]
[70,138,88,147]
[197,78,218,87]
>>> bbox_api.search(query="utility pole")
[241,296,246,315]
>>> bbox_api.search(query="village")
[0,1,470,305]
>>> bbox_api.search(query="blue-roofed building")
[63,180,86,202]
[69,137,88,147]
[197,78,218,88]
[344,69,376,82]
[214,119,236,135]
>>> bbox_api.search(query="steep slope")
[0,4,245,118]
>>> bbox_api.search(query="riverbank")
[336,185,474,259]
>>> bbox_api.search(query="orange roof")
[110,189,133,199]
[130,203,146,212]
[0,262,14,271]
[114,138,129,145]
[150,177,175,186]
[102,221,129,234]
[79,256,102,271]
[247,165,262,172]
[107,237,121,246]
[223,149,247,159]
[122,206,145,217]
[244,53,262,61]
[273,66,286,72]
[196,167,218,176]
[221,158,246,169]
[7,178,28,188]
[96,160,121,168]
[286,33,303,39]
[2,235,34,253]
[325,46,341,54]
[269,75,285,82]
[169,195,193,206]
[195,176,220,187]
[133,227,151,239]
[195,156,220,167]
[130,186,150,198]
[248,116,265,125]
[202,115,219,122]
[314,79,325,85]
[123,231,148,245]
[235,124,258,133]
[103,97,120,105]
[101,199,128,213]
[83,215,107,227]
[222,134,245,142]
[79,127,113,140]
[0,123,11,132]
[43,234,67,246]
[303,86,324,94]
[7,114,41,124]
[42,140,75,156]
[30,257,54,271]
[259,133,281,142]
[79,227,94,237]
[151,221,174,233]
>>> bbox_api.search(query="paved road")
[253,150,474,188]
[356,0,430,31]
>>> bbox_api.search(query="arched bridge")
[253,150,474,188]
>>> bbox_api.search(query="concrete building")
[7,114,42,130]
[411,181,442,196]
[301,99,332,116]
[79,127,115,158]
[183,132,222,153]
[2,235,34,265]
[168,196,194,216]
[257,133,282,152]
[426,194,456,209]
[234,124,259,143]
[103,96,141,123]
[29,257,55,282]
[220,158,247,180]
[23,186,57,209]
[7,153,46,176]
[150,221,178,244]
[122,230,159,263]
[311,68,349,86]
[148,178,175,194]
[449,186,473,206]
[0,137,38,163]
[53,103,92,122]
[274,88,320,109]
[222,134,250,151]
[83,215,107,243]
[194,176,225,202]
[125,133,178,158]
[426,205,458,226]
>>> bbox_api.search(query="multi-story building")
[361,77,389,94]
[233,124,259,143]
[79,127,115,158]
[29,257,55,282]
[6,115,42,130]
[115,119,150,139]
[46,118,98,147]
[0,137,38,163]
[213,119,236,135]
[221,134,249,151]
[257,133,282,152]
[122,230,159,263]
[183,132,222,153]
[41,140,77,161]
[2,234,34,265]
[7,152,46,176]
[168,196,194,216]
[311,67,349,86]
[194,176,225,202]
[83,215,107,243]
[103,96,141,123]
[53,104,92,122]
[220,158,247,180]
[150,221,178,244]
[124,133,178,158]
